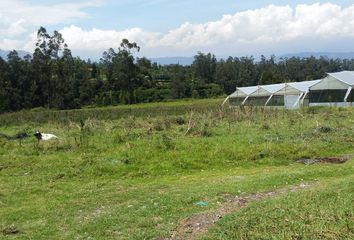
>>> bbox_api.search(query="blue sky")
[1,0,354,59]
[29,0,353,32]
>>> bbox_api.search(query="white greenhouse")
[309,71,354,106]
[244,83,286,107]
[278,80,321,109]
[227,86,258,106]
[226,71,354,109]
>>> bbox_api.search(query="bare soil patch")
[168,183,313,240]
[2,225,20,235]
[318,157,349,164]
[297,156,350,165]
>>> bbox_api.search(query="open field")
[0,98,223,125]
[0,100,353,239]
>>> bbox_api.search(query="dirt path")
[168,183,314,240]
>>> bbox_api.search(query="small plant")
[2,224,20,235]
[198,127,212,137]
[317,126,333,133]
[261,124,271,130]
[123,117,137,129]
[114,133,126,143]
[175,116,186,125]
[162,117,172,130]
[160,134,175,150]
[184,112,195,136]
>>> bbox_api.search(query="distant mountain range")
[0,49,8,59]
[2,49,354,64]
[149,57,195,65]
[279,52,354,60]
[150,52,354,65]
[0,49,31,59]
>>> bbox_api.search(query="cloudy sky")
[1,0,354,59]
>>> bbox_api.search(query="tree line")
[1,27,354,113]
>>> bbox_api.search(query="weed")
[160,134,176,150]
[317,126,333,133]
[261,124,271,130]
[175,116,186,125]
[152,119,164,131]
[2,225,20,235]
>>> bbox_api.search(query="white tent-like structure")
[245,83,286,106]
[261,83,286,95]
[225,71,354,109]
[229,86,258,98]
[277,80,322,109]
[226,86,258,106]
[227,82,313,108]
[309,71,354,106]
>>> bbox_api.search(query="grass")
[201,176,354,240]
[0,101,353,239]
[0,98,223,125]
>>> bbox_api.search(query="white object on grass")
[34,131,59,141]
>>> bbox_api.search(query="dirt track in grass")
[169,183,315,240]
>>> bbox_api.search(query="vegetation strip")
[2,27,354,114]
[169,183,314,240]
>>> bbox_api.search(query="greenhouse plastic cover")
[228,71,354,99]
[259,83,286,94]
[229,86,258,97]
[327,71,354,86]
[287,80,322,92]
[238,86,259,95]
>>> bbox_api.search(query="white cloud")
[1,2,354,57]
[0,0,102,50]
[58,3,354,57]
[59,25,161,51]
[155,3,354,47]
[0,0,102,26]
[0,19,28,38]
[0,38,25,51]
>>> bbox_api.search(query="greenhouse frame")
[226,71,354,109]
[309,71,354,107]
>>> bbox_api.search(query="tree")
[0,56,10,112]
[137,57,153,88]
[192,52,217,84]
[54,45,77,109]
[36,27,65,59]
[6,50,27,110]
[216,57,239,94]
[100,48,116,87]
[34,26,68,108]
[170,65,188,99]
[104,39,141,104]
[238,56,257,86]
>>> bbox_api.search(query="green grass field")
[0,100,353,239]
